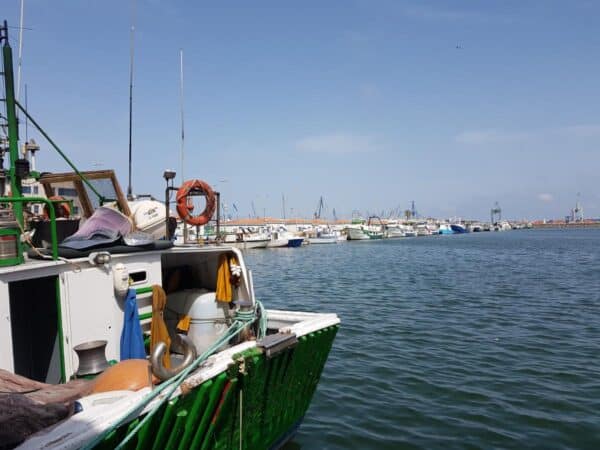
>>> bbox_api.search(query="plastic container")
[130,200,167,240]
[165,289,230,355]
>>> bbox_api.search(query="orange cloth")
[177,315,191,332]
[216,254,233,302]
[150,285,171,368]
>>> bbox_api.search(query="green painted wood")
[98,325,339,450]
[152,397,180,450]
[201,378,238,450]
[189,372,228,449]
[165,410,188,450]
[177,380,213,450]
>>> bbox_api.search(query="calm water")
[244,229,600,449]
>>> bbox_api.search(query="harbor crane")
[571,193,584,222]
[314,196,326,219]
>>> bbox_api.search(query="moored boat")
[0,25,338,449]
[450,223,468,234]
[438,223,454,235]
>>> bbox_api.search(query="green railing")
[135,286,154,321]
[0,196,59,260]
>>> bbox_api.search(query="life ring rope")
[176,179,216,226]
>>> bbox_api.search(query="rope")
[83,308,260,450]
[256,300,267,339]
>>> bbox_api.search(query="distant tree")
[404,209,412,220]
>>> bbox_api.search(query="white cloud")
[454,129,530,145]
[560,124,600,138]
[295,133,376,154]
[403,5,489,22]
[537,193,554,202]
[456,123,600,145]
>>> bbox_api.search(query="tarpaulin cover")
[60,206,132,250]
[72,206,132,238]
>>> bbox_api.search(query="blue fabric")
[120,288,146,360]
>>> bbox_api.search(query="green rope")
[256,300,267,339]
[88,309,258,450]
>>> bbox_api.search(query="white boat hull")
[346,228,369,240]
[309,236,338,244]
[230,239,270,249]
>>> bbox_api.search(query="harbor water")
[245,229,600,449]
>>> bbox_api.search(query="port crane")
[314,196,326,219]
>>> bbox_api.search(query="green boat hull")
[96,325,339,450]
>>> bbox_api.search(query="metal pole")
[165,184,170,240]
[179,49,185,184]
[16,0,25,103]
[127,0,136,199]
[2,24,23,227]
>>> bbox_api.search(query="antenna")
[126,0,136,200]
[24,84,28,141]
[179,48,185,184]
[16,0,25,103]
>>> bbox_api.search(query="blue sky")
[3,0,600,220]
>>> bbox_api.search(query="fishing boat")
[223,228,270,249]
[438,223,454,235]
[385,226,406,238]
[469,223,483,232]
[345,225,383,240]
[403,224,417,237]
[308,226,338,244]
[0,24,339,449]
[267,225,304,248]
[450,223,468,234]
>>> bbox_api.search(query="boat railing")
[0,196,59,260]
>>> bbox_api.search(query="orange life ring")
[43,196,71,218]
[176,179,216,226]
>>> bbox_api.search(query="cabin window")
[129,270,147,284]
[9,276,62,383]
[57,187,78,197]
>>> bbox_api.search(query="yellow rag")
[150,285,171,368]
[177,315,191,332]
[216,254,232,302]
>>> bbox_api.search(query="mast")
[127,0,136,199]
[16,0,25,103]
[1,22,23,223]
[179,48,185,184]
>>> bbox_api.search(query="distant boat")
[224,228,270,249]
[287,236,304,247]
[493,221,511,232]
[309,227,338,244]
[415,223,433,236]
[470,223,483,232]
[267,226,304,248]
[438,223,454,235]
[385,227,405,238]
[346,226,383,240]
[403,226,417,237]
[450,223,468,234]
